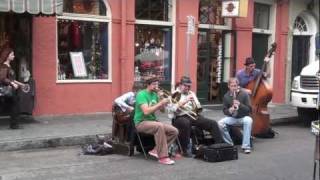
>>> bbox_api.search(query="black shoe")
[182,151,193,158]
[9,123,20,129]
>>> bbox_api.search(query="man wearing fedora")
[236,57,271,94]
[171,76,224,157]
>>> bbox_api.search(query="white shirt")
[114,92,135,112]
[166,87,202,117]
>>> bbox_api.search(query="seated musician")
[113,82,143,141]
[134,76,178,165]
[218,77,253,154]
[114,82,143,114]
[171,76,224,157]
[236,57,271,94]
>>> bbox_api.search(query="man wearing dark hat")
[171,76,224,157]
[134,76,178,165]
[236,57,271,93]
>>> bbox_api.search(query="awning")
[0,0,63,15]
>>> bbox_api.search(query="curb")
[0,116,298,152]
[0,134,108,152]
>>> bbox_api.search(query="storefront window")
[199,0,225,25]
[63,0,106,15]
[57,0,110,81]
[134,25,172,83]
[135,0,171,21]
[135,0,174,86]
[254,3,270,29]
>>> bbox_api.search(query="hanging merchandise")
[71,21,82,49]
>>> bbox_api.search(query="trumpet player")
[171,76,224,157]
[134,76,178,165]
[218,77,253,154]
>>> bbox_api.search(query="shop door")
[197,30,224,104]
[0,13,32,82]
[291,36,310,81]
[0,13,34,114]
[252,34,269,69]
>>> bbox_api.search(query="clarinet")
[231,87,240,117]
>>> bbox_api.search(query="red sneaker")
[148,149,158,159]
[172,153,183,160]
[158,157,175,165]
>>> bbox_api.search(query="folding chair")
[129,119,155,159]
[129,119,183,159]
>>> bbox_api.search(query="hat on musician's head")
[180,76,192,86]
[145,75,159,85]
[244,57,255,66]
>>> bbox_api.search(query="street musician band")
[112,68,274,163]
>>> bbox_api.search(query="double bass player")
[236,56,271,94]
[236,43,276,136]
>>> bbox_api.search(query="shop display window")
[57,0,110,81]
[199,0,225,25]
[63,0,106,16]
[134,25,172,83]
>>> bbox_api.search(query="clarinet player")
[218,77,253,154]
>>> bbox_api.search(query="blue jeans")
[218,116,253,149]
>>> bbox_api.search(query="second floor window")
[254,3,270,29]
[199,0,225,25]
[135,0,171,21]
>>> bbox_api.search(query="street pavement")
[0,122,317,180]
[0,103,298,151]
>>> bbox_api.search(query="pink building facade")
[0,0,291,116]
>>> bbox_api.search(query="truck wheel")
[297,108,318,126]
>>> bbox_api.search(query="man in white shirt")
[113,82,143,141]
[171,76,224,157]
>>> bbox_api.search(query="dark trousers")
[172,115,224,152]
[2,93,20,125]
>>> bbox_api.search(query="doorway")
[0,13,33,82]
[291,36,310,81]
[252,34,269,69]
[197,29,232,104]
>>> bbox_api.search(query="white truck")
[291,60,320,125]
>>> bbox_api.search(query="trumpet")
[156,87,199,120]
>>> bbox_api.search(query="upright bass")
[246,43,277,135]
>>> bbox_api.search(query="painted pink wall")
[31,0,288,116]
[273,1,289,103]
[32,0,133,115]
[233,0,254,70]
[234,0,288,103]
[175,0,199,90]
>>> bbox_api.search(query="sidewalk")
[0,103,298,152]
